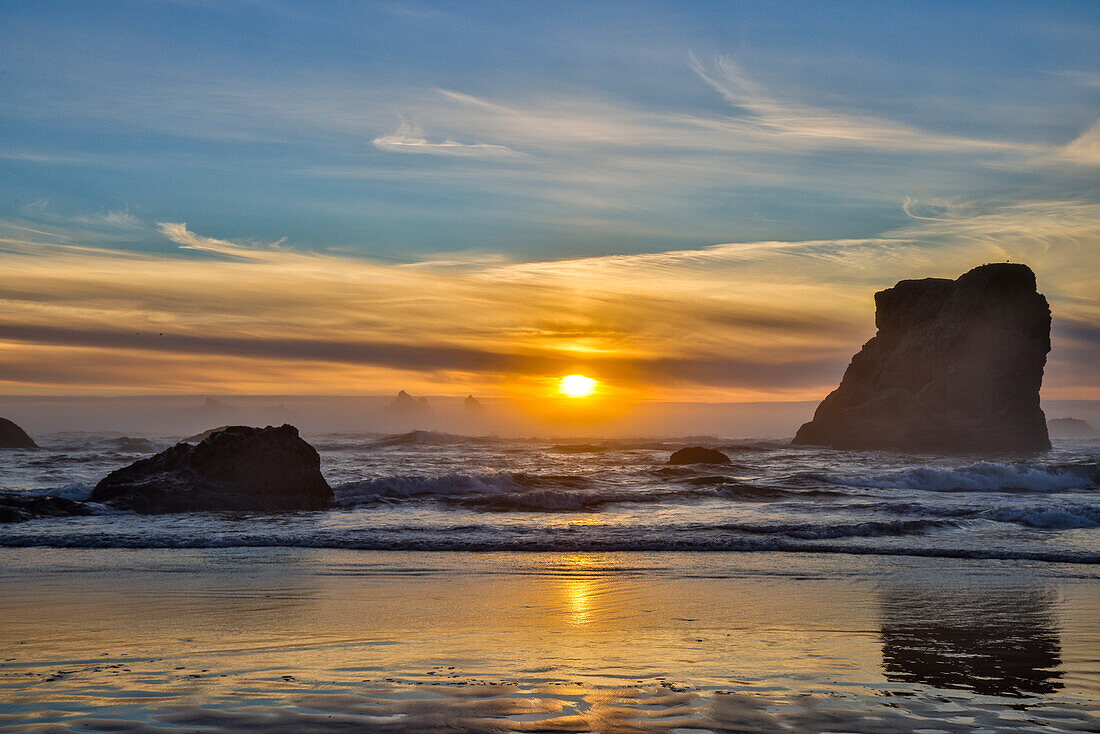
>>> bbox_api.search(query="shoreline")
[2,548,1098,732]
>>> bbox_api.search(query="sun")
[558,374,597,398]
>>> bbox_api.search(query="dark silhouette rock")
[90,424,333,513]
[387,390,429,415]
[464,394,483,413]
[0,417,38,449]
[668,446,731,465]
[0,493,92,523]
[793,263,1051,452]
[1047,418,1098,438]
[183,425,230,443]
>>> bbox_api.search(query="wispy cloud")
[687,55,1035,154]
[373,121,521,158]
[1,202,1096,399]
[156,221,286,259]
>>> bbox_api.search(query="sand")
[0,549,1097,732]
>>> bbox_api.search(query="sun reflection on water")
[559,553,599,628]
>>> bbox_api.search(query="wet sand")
[0,549,1097,732]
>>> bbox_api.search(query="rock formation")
[91,424,333,513]
[0,418,38,449]
[793,263,1051,452]
[0,493,92,523]
[1047,418,1098,438]
[386,390,430,420]
[668,446,731,465]
[184,425,229,443]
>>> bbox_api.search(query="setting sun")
[559,374,598,397]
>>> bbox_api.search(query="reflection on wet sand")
[1,550,1097,733]
[880,584,1063,696]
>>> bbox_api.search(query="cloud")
[373,121,521,158]
[1054,120,1100,166]
[156,221,286,259]
[1,201,1096,400]
[688,55,1033,154]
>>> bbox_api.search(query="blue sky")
[1,1,1097,398]
[4,0,1097,257]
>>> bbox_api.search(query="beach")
[1,549,1097,732]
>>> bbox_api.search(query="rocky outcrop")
[385,389,430,421]
[793,263,1051,452]
[0,418,38,449]
[91,424,333,513]
[668,446,731,465]
[0,493,92,523]
[1047,418,1098,438]
[184,425,229,443]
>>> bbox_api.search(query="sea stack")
[793,263,1051,452]
[91,424,333,512]
[0,417,38,449]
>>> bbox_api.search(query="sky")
[1,0,1098,403]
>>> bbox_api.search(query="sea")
[1,430,1097,562]
[2,431,1100,732]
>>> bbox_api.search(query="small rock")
[668,447,731,465]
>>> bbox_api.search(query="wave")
[984,504,1100,529]
[333,472,833,511]
[823,462,1099,493]
[367,431,506,448]
[0,531,1095,564]
[713,517,959,540]
[337,472,528,501]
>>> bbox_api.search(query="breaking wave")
[824,462,1099,492]
[984,503,1100,529]
[333,473,835,511]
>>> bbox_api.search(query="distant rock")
[184,425,230,443]
[464,394,483,413]
[0,418,37,449]
[0,493,91,523]
[1047,418,1099,438]
[793,263,1051,452]
[106,436,159,453]
[90,424,333,513]
[668,446,731,465]
[386,390,430,416]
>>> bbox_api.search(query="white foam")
[986,504,1100,530]
[830,462,1098,492]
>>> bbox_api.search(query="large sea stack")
[793,263,1051,452]
[91,424,333,512]
[0,417,38,449]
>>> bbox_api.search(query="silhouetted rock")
[668,446,731,465]
[464,395,483,413]
[793,263,1051,452]
[90,424,333,513]
[106,437,159,453]
[0,417,37,449]
[0,493,92,523]
[387,390,429,414]
[1047,418,1098,438]
[184,425,230,443]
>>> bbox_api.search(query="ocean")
[2,432,1098,732]
[1,430,1097,562]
